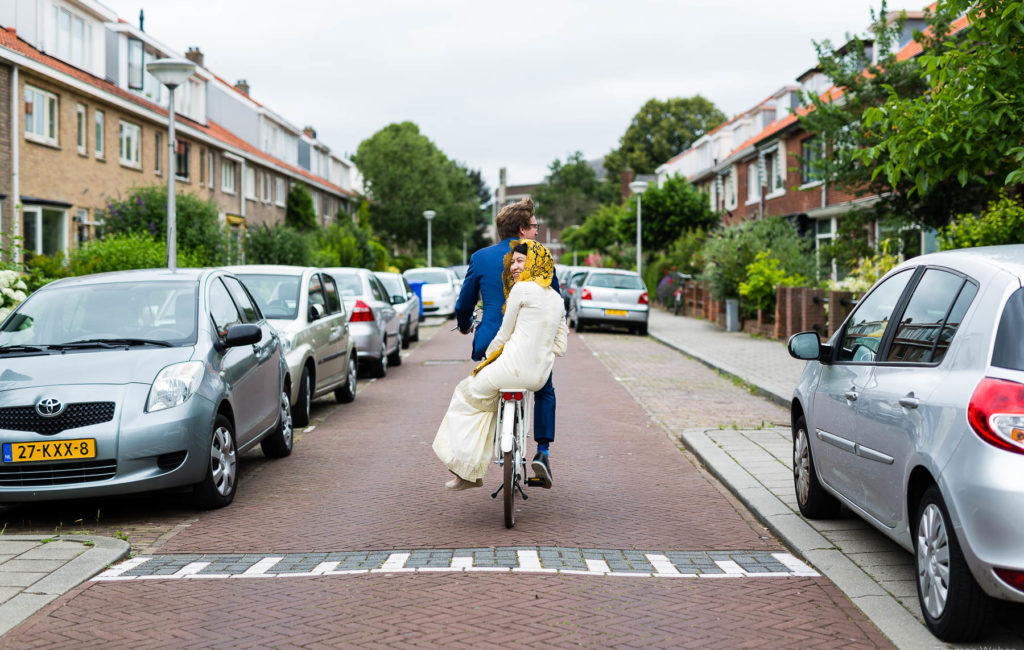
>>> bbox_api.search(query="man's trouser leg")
[533,372,555,446]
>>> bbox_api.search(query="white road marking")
[371,552,414,573]
[93,556,149,580]
[241,557,283,577]
[772,552,820,576]
[585,559,610,574]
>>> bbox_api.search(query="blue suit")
[455,238,560,444]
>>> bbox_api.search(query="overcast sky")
[101,0,893,194]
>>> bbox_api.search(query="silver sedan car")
[0,268,292,509]
[787,245,1024,642]
[323,267,401,378]
[569,269,649,335]
[228,266,358,427]
[375,271,420,349]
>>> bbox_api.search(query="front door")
[223,276,279,437]
[209,278,262,440]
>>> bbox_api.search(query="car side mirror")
[788,331,831,363]
[308,303,324,322]
[392,295,404,305]
[217,323,261,352]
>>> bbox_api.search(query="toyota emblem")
[36,398,66,418]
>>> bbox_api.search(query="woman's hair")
[512,242,530,256]
[495,197,535,240]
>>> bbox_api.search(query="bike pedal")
[525,477,545,487]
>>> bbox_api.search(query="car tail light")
[968,377,1024,454]
[639,292,648,305]
[568,288,575,295]
[350,299,375,322]
[995,567,1024,593]
[502,391,524,401]
[581,288,592,301]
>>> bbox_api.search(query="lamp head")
[629,180,649,194]
[146,58,197,89]
[423,210,436,220]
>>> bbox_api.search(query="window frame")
[222,159,236,194]
[275,177,286,206]
[127,38,144,91]
[154,131,162,175]
[207,151,216,190]
[24,84,59,145]
[881,267,977,367]
[244,167,256,199]
[175,140,191,181]
[94,109,105,159]
[76,103,87,154]
[118,119,142,168]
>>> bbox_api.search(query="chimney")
[234,79,250,96]
[139,9,144,32]
[185,47,204,68]
[621,168,635,198]
[303,126,317,139]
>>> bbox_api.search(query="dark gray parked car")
[0,268,292,509]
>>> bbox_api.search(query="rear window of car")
[378,275,404,298]
[993,287,1024,371]
[334,274,363,297]
[586,274,645,290]
[235,274,300,320]
[405,270,449,284]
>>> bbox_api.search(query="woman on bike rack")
[432,239,568,490]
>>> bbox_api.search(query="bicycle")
[490,388,535,528]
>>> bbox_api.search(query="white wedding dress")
[432,281,568,480]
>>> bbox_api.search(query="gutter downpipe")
[11,63,20,262]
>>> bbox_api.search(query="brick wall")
[0,63,11,243]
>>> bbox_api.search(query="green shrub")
[939,192,1024,250]
[244,224,312,266]
[70,233,204,275]
[700,217,813,302]
[738,252,808,313]
[285,183,318,232]
[826,242,902,293]
[96,185,227,266]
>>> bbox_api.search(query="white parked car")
[404,267,459,319]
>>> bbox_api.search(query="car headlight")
[146,361,205,413]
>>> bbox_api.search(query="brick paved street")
[4,326,892,647]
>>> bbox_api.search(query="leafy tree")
[311,212,389,270]
[939,192,1024,250]
[739,252,809,313]
[533,152,616,230]
[561,203,627,254]
[604,96,726,180]
[861,0,1024,202]
[96,185,227,265]
[285,182,318,232]
[798,1,988,240]
[624,175,718,254]
[353,122,477,251]
[244,224,312,266]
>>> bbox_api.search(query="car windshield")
[449,265,468,280]
[378,275,405,298]
[586,274,645,290]
[405,270,449,284]
[234,273,301,320]
[333,273,364,297]
[0,281,198,347]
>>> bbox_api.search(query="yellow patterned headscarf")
[473,239,555,376]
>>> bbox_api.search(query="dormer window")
[127,38,143,90]
[54,6,93,70]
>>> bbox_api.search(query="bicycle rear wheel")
[503,450,515,528]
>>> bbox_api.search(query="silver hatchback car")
[228,265,357,427]
[570,269,649,335]
[323,267,401,378]
[0,268,292,509]
[375,271,420,349]
[787,245,1024,642]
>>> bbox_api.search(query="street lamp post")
[423,210,436,266]
[629,180,649,275]
[462,232,467,265]
[146,58,196,272]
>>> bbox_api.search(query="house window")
[127,38,143,90]
[222,159,236,193]
[155,132,162,174]
[54,7,91,69]
[763,150,785,195]
[199,149,206,185]
[724,167,738,210]
[262,172,272,202]
[21,206,67,258]
[208,152,215,190]
[175,141,190,181]
[312,192,320,216]
[275,177,286,206]
[24,85,58,144]
[746,161,760,203]
[76,103,87,154]
[802,137,823,185]
[119,120,141,167]
[76,208,90,245]
[245,167,256,199]
[94,109,104,158]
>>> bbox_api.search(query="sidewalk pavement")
[647,306,1021,648]
[0,534,128,636]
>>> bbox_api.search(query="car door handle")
[844,390,859,402]
[899,395,920,409]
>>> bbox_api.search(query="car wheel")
[388,332,403,366]
[793,415,840,519]
[370,338,388,378]
[576,318,585,333]
[261,389,294,458]
[402,323,411,349]
[914,485,988,641]
[335,353,357,403]
[292,366,312,428]
[637,322,648,336]
[192,414,237,509]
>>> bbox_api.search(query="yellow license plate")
[605,309,628,316]
[3,439,96,463]
[424,301,435,306]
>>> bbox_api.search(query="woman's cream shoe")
[444,476,483,491]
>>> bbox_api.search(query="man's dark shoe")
[531,452,552,489]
